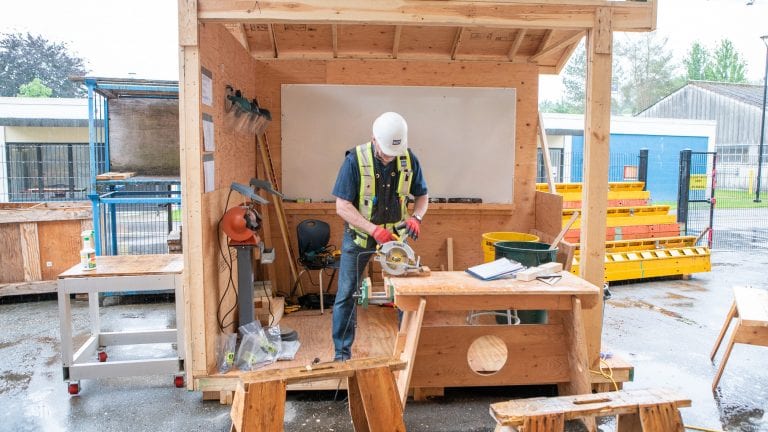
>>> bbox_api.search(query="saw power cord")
[216,189,274,331]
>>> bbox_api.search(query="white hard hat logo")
[373,112,408,157]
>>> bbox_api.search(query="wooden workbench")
[391,271,599,406]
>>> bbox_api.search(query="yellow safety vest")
[353,142,413,248]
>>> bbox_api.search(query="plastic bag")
[277,340,301,361]
[264,325,282,359]
[216,332,237,373]
[235,321,280,371]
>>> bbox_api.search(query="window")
[716,146,749,164]
[623,165,638,181]
[6,143,89,201]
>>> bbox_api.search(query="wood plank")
[348,372,372,432]
[0,207,91,224]
[19,223,42,282]
[395,298,426,406]
[0,224,23,284]
[530,31,583,62]
[561,296,591,396]
[534,191,565,240]
[507,29,526,60]
[37,220,82,281]
[197,1,657,32]
[351,367,406,432]
[733,287,768,326]
[236,380,286,432]
[580,7,613,367]
[239,357,405,384]
[0,280,58,297]
[58,254,183,278]
[537,111,556,193]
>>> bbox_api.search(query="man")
[331,112,429,361]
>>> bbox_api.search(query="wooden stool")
[489,388,690,432]
[230,357,406,432]
[710,286,768,390]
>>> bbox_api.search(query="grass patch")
[714,189,768,209]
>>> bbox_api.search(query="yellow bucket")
[481,232,540,262]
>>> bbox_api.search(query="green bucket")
[494,241,558,324]
[494,241,558,267]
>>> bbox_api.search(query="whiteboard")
[281,84,516,203]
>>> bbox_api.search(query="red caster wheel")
[68,382,80,395]
[98,351,107,362]
[174,375,185,388]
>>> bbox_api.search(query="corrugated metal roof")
[690,81,765,108]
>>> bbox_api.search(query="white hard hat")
[372,112,408,157]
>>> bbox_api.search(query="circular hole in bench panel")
[467,335,508,376]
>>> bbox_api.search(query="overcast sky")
[0,0,766,100]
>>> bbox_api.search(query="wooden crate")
[0,202,92,296]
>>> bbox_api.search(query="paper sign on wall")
[203,153,215,192]
[202,113,215,152]
[201,67,213,107]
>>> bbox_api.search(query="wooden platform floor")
[201,307,632,392]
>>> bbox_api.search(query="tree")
[614,33,682,115]
[539,42,587,114]
[683,41,709,81]
[0,32,88,97]
[704,39,747,83]
[17,78,53,97]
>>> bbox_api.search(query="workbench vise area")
[357,240,430,307]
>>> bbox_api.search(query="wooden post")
[177,0,205,384]
[538,111,557,193]
[581,6,613,367]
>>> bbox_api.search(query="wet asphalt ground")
[1,249,767,431]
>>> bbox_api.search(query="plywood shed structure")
[177,0,657,391]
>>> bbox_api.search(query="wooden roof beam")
[507,29,526,61]
[234,24,250,53]
[393,25,402,59]
[268,24,279,58]
[197,0,656,32]
[530,31,583,62]
[332,24,338,58]
[450,27,463,60]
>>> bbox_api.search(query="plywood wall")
[198,22,259,371]
[250,54,540,296]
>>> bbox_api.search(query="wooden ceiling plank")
[197,0,656,32]
[507,28,526,60]
[534,29,554,56]
[238,24,251,53]
[332,24,338,58]
[450,27,464,60]
[393,25,402,59]
[530,31,583,62]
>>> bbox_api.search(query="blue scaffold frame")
[82,77,180,255]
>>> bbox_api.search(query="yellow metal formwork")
[537,182,651,202]
[570,236,711,282]
[562,206,677,229]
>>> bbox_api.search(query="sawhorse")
[489,388,690,432]
[230,357,406,432]
[711,286,768,390]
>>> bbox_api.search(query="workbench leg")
[348,366,405,432]
[89,291,100,337]
[562,296,595,432]
[639,402,684,432]
[712,322,740,391]
[394,298,426,407]
[230,380,286,432]
[710,301,736,361]
[57,281,73,369]
[174,273,186,360]
[616,412,643,432]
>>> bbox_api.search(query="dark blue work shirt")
[332,145,427,225]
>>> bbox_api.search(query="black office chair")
[296,219,340,314]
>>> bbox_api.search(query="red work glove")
[404,216,421,240]
[372,226,397,244]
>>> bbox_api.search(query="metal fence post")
[638,148,649,190]
[677,149,692,233]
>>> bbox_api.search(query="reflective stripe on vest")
[352,142,413,247]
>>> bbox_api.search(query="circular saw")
[375,241,421,276]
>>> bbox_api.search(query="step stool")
[710,286,768,390]
[230,356,406,432]
[489,388,690,432]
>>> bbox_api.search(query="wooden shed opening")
[178,0,657,392]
